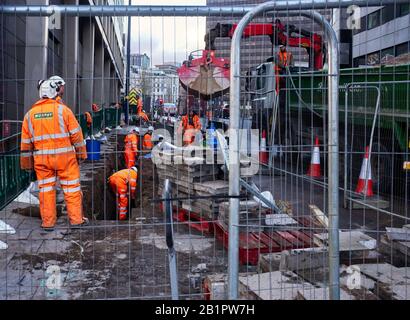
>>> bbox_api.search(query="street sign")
[128,88,140,105]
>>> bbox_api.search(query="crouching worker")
[108,167,138,220]
[20,77,89,231]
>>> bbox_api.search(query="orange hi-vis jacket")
[21,98,87,170]
[124,133,139,168]
[143,133,153,150]
[180,114,201,131]
[108,169,138,219]
[85,112,92,127]
[276,51,292,71]
[20,98,87,228]
[179,114,202,144]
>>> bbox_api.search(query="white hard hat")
[148,126,154,131]
[48,75,65,87]
[131,166,138,173]
[39,80,58,99]
[133,127,140,133]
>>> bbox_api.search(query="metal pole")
[124,1,131,125]
[1,1,409,16]
[311,11,340,301]
[229,3,340,300]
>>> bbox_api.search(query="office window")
[367,52,380,65]
[367,10,380,29]
[398,3,410,17]
[396,42,410,56]
[381,5,395,24]
[381,47,395,63]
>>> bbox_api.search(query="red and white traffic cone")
[307,136,322,178]
[355,146,374,197]
[260,130,268,165]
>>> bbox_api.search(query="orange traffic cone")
[307,136,322,178]
[355,146,374,197]
[260,130,268,165]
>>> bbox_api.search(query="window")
[353,56,366,67]
[367,10,380,30]
[381,47,395,63]
[396,42,410,56]
[367,52,380,65]
[381,5,395,24]
[398,3,410,17]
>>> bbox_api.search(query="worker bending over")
[143,126,154,150]
[108,167,138,220]
[275,44,294,92]
[124,127,139,168]
[21,76,88,231]
[137,96,149,123]
[178,109,202,145]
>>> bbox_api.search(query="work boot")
[42,226,55,232]
[70,218,90,229]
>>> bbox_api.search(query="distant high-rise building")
[130,53,151,70]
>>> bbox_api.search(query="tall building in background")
[0,0,125,140]
[351,3,410,66]
[130,53,151,69]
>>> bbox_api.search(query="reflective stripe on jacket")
[20,98,87,169]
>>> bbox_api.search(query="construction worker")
[124,127,139,168]
[275,44,294,92]
[143,126,154,150]
[137,96,149,123]
[84,111,92,138]
[20,77,88,231]
[108,167,138,220]
[178,109,202,145]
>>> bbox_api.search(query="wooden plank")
[309,204,328,228]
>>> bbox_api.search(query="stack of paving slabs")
[218,200,272,232]
[156,154,228,220]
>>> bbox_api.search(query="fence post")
[229,3,340,300]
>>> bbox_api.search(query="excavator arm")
[204,19,324,70]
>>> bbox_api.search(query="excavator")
[177,19,325,100]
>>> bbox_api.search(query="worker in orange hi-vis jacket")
[20,76,88,232]
[108,167,138,220]
[143,126,154,151]
[275,44,294,93]
[124,127,139,168]
[178,109,202,145]
[137,96,149,122]
[84,111,92,138]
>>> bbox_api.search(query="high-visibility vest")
[108,169,138,195]
[85,112,92,126]
[143,133,153,150]
[124,133,138,152]
[20,98,87,169]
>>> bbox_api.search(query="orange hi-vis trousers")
[35,152,83,228]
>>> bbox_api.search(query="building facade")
[0,0,125,139]
[351,3,410,66]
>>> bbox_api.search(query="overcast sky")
[131,0,206,66]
